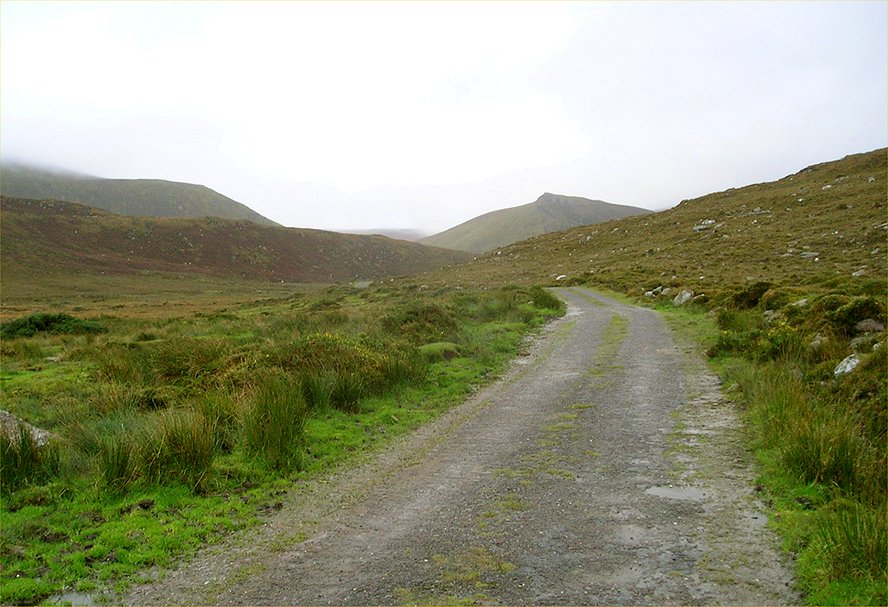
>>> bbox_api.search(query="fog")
[1,1,885,233]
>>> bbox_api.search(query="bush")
[0,313,107,339]
[382,302,459,343]
[730,281,773,309]
[242,374,308,470]
[528,286,565,311]
[828,296,886,336]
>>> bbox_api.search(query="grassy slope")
[420,192,651,253]
[0,197,471,287]
[415,149,886,293]
[0,164,278,226]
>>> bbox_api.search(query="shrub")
[0,426,60,492]
[0,313,107,339]
[242,374,308,470]
[827,296,886,336]
[382,302,459,343]
[528,286,565,311]
[730,281,773,309]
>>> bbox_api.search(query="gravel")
[122,287,797,606]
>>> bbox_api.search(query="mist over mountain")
[0,162,278,226]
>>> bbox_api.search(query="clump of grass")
[0,312,107,339]
[382,301,459,343]
[140,409,214,490]
[197,390,242,454]
[816,500,887,582]
[528,285,565,312]
[242,373,308,470]
[99,433,137,494]
[0,426,60,492]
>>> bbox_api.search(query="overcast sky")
[1,1,886,233]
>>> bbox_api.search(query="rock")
[852,269,867,277]
[868,176,876,183]
[661,287,672,297]
[791,298,809,308]
[833,354,860,377]
[693,219,718,232]
[856,318,885,333]
[555,274,567,281]
[851,334,879,353]
[822,184,832,190]
[799,251,820,259]
[763,310,785,325]
[0,410,54,447]
[808,333,827,352]
[644,291,655,298]
[672,289,694,306]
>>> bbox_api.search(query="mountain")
[340,228,429,241]
[419,193,651,254]
[411,149,887,296]
[0,163,278,226]
[0,197,470,284]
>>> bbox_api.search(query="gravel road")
[123,287,797,606]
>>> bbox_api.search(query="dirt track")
[123,287,797,605]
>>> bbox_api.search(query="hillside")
[414,149,887,297]
[0,197,470,285]
[0,163,278,225]
[420,193,651,253]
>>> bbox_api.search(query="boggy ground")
[122,287,797,605]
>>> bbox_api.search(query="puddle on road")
[46,591,106,606]
[644,485,705,501]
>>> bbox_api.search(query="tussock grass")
[242,373,309,470]
[0,426,60,492]
[0,282,565,602]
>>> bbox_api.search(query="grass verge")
[0,283,564,604]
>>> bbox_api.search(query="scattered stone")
[851,334,879,353]
[856,318,885,333]
[661,287,672,297]
[821,184,832,190]
[868,176,876,183]
[0,410,54,447]
[693,219,716,232]
[852,269,867,277]
[762,310,785,325]
[808,333,827,352]
[833,354,860,377]
[555,274,566,281]
[791,298,809,308]
[799,251,820,259]
[672,289,694,306]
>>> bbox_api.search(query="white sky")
[1,1,886,233]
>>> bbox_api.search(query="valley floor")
[122,288,797,605]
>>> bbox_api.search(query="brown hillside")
[411,149,887,297]
[0,197,470,284]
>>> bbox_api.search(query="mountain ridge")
[0,196,470,284]
[0,163,278,226]
[420,193,651,253]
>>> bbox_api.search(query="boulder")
[672,289,694,306]
[856,318,885,333]
[833,354,860,377]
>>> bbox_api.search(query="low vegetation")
[0,282,564,604]
[705,281,886,605]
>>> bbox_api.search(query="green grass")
[0,283,564,604]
